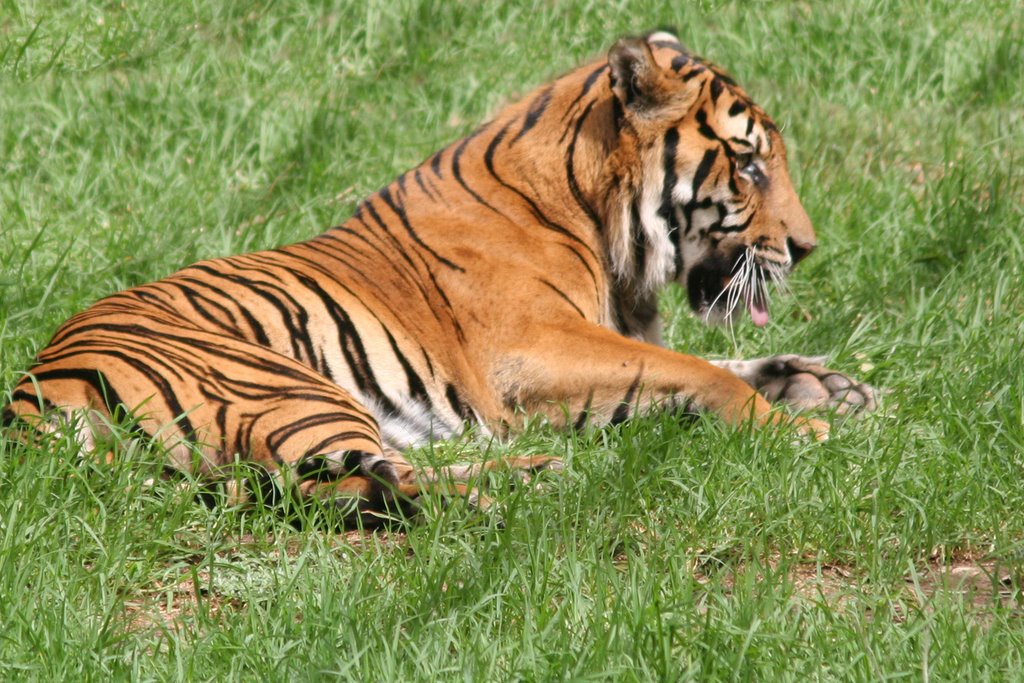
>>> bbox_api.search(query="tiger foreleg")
[499,322,829,439]
[709,355,877,415]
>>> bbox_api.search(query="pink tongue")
[748,298,769,327]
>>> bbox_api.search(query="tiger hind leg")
[4,316,561,527]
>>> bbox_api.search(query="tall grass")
[2,0,1023,679]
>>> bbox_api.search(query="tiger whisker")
[704,248,750,324]
[723,250,753,320]
[755,264,768,308]
[765,261,791,296]
[723,248,755,322]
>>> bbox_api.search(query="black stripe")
[413,168,437,201]
[630,200,646,278]
[304,436,379,468]
[609,370,643,426]
[692,148,718,197]
[126,287,189,322]
[710,66,737,87]
[303,231,385,276]
[239,413,260,462]
[266,412,369,458]
[320,224,423,296]
[166,280,242,336]
[8,389,58,413]
[709,77,724,103]
[214,403,230,454]
[383,327,430,404]
[450,127,511,221]
[445,384,474,421]
[377,186,465,272]
[573,389,595,430]
[658,128,682,277]
[222,264,318,368]
[609,398,630,425]
[296,453,349,483]
[420,344,435,378]
[233,301,271,347]
[483,119,513,177]
[511,85,553,145]
[565,100,602,231]
[558,243,600,294]
[562,64,608,122]
[59,320,312,382]
[681,196,715,236]
[680,65,706,82]
[292,272,399,416]
[483,119,603,269]
[537,278,585,318]
[695,109,718,141]
[359,202,465,340]
[710,211,754,235]
[295,237,454,375]
[32,363,194,442]
[188,263,316,364]
[81,349,196,439]
[199,366,367,413]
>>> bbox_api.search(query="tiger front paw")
[750,355,877,415]
[715,355,877,415]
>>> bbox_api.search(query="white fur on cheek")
[637,149,675,293]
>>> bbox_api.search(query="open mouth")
[686,249,777,327]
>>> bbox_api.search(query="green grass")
[2,0,1024,679]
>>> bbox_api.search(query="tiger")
[3,31,875,526]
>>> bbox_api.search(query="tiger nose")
[787,237,815,266]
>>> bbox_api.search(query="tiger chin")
[3,30,876,527]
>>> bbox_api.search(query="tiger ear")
[608,37,697,119]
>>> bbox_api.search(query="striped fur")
[5,32,849,523]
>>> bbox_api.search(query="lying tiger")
[4,31,875,525]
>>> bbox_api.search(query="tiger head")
[602,31,816,328]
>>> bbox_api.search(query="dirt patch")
[120,538,1022,636]
[692,550,1022,620]
[120,530,410,636]
[906,561,1019,610]
[790,556,1022,622]
[123,573,246,636]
